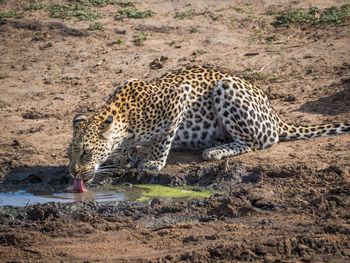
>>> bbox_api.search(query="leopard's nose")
[69,165,78,178]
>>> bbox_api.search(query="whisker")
[95,169,114,173]
[99,165,122,168]
[97,168,121,171]
[95,169,116,173]
[94,171,114,175]
[95,170,114,173]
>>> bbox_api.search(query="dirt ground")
[1,0,350,262]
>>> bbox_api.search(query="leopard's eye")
[81,150,91,159]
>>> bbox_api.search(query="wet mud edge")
[1,160,350,261]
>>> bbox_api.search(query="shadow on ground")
[4,166,70,185]
[297,82,350,116]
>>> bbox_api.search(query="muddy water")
[0,184,214,206]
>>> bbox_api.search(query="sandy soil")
[0,0,350,262]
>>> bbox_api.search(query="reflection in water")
[51,190,126,202]
[74,192,88,202]
[0,187,126,206]
[0,184,214,207]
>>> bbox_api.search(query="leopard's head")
[67,114,115,182]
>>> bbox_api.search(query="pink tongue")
[73,179,87,192]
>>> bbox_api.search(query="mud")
[1,0,350,262]
[1,164,350,262]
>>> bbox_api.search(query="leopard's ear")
[100,115,113,133]
[73,114,87,128]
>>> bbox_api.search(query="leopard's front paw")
[113,150,138,169]
[138,159,165,172]
[202,148,223,161]
[113,158,136,169]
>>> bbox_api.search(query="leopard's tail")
[277,120,350,142]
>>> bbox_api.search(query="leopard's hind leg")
[203,77,279,161]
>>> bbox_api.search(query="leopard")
[68,65,350,184]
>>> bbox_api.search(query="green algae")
[100,184,215,201]
[134,184,214,201]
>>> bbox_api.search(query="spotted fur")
[68,65,350,181]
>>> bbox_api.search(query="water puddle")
[0,184,214,207]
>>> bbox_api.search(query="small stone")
[259,219,272,225]
[149,57,167,70]
[11,139,20,147]
[151,198,164,206]
[310,256,323,263]
[264,254,275,263]
[302,255,311,262]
